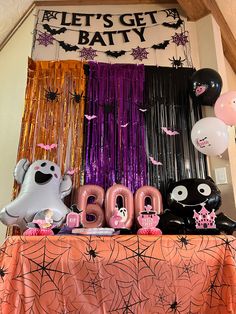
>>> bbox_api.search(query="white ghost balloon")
[0,159,72,229]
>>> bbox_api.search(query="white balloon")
[191,117,229,156]
[0,159,72,229]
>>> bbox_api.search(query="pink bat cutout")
[66,168,78,175]
[149,156,163,166]
[85,115,97,120]
[121,123,129,128]
[37,143,57,151]
[195,84,208,96]
[161,127,179,136]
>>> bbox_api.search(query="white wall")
[0,12,35,243]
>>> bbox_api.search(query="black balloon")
[189,68,222,106]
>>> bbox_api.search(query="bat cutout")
[105,50,126,58]
[195,84,208,96]
[139,108,147,112]
[121,123,129,128]
[43,24,67,35]
[66,168,78,175]
[161,127,179,136]
[149,157,163,166]
[152,40,170,50]
[58,41,79,52]
[37,143,57,150]
[85,115,97,120]
[162,19,184,29]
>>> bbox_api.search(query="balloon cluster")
[189,68,236,156]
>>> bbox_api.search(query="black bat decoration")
[43,24,67,35]
[105,50,126,58]
[162,19,184,29]
[152,40,170,50]
[58,41,79,52]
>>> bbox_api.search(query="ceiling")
[0,0,236,69]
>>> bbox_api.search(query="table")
[0,235,235,314]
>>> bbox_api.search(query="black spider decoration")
[169,299,181,313]
[85,245,100,261]
[169,57,185,68]
[45,87,60,102]
[176,235,191,249]
[70,91,84,104]
[0,266,7,281]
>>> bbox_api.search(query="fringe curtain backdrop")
[84,62,147,193]
[144,66,207,198]
[14,58,87,203]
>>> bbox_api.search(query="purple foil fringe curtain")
[84,62,147,192]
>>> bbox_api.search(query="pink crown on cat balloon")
[193,206,216,229]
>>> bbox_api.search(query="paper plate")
[72,228,115,236]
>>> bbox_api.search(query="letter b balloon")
[191,117,229,156]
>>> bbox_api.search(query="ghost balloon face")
[0,159,72,229]
[117,207,128,223]
[21,160,62,192]
[167,177,221,218]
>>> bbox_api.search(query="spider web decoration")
[130,46,149,61]
[197,236,236,310]
[77,264,112,307]
[172,32,189,46]
[37,31,55,47]
[202,264,232,309]
[42,10,59,22]
[158,235,196,262]
[106,235,165,282]
[0,289,19,313]
[0,235,235,313]
[80,47,97,60]
[162,8,180,19]
[197,235,236,264]
[153,290,188,314]
[174,254,205,283]
[11,237,74,313]
[109,279,149,313]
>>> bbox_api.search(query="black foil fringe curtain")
[143,66,207,198]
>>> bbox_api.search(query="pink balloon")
[214,91,236,126]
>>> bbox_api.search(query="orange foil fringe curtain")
[14,58,87,203]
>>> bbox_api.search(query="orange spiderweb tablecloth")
[0,235,235,314]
